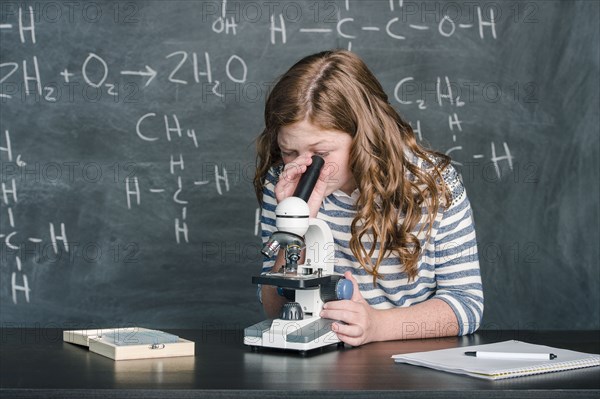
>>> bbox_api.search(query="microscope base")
[244,317,342,351]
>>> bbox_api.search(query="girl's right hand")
[274,154,329,218]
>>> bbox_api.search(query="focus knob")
[320,276,354,302]
[281,302,304,320]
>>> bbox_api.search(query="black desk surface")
[1,329,599,398]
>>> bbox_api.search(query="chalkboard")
[1,1,598,330]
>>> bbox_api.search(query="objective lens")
[261,239,280,258]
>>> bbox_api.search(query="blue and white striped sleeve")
[260,167,280,274]
[256,166,281,303]
[433,165,484,335]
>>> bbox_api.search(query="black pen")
[464,351,557,360]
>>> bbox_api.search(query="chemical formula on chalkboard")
[126,112,231,244]
[8,0,592,334]
[0,2,515,173]
[1,129,70,304]
[0,1,516,305]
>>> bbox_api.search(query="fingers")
[332,322,363,338]
[333,330,364,347]
[343,271,364,302]
[304,161,333,216]
[275,154,313,202]
[320,291,373,346]
[320,300,362,324]
[310,165,331,195]
[281,154,313,181]
[321,304,365,345]
[277,154,332,217]
[332,319,367,347]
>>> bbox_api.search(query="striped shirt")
[259,154,484,335]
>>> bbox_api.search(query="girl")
[254,50,483,346]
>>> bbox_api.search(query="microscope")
[244,156,353,352]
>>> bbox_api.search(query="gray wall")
[1,0,598,330]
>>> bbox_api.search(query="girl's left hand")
[319,271,379,346]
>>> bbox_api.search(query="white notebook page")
[392,340,600,380]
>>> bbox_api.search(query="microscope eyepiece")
[293,155,325,202]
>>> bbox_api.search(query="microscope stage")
[252,273,332,289]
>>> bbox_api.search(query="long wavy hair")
[254,50,451,282]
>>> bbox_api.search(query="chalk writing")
[126,113,230,243]
[1,129,70,304]
[0,1,526,310]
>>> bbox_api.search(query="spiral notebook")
[392,340,600,380]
